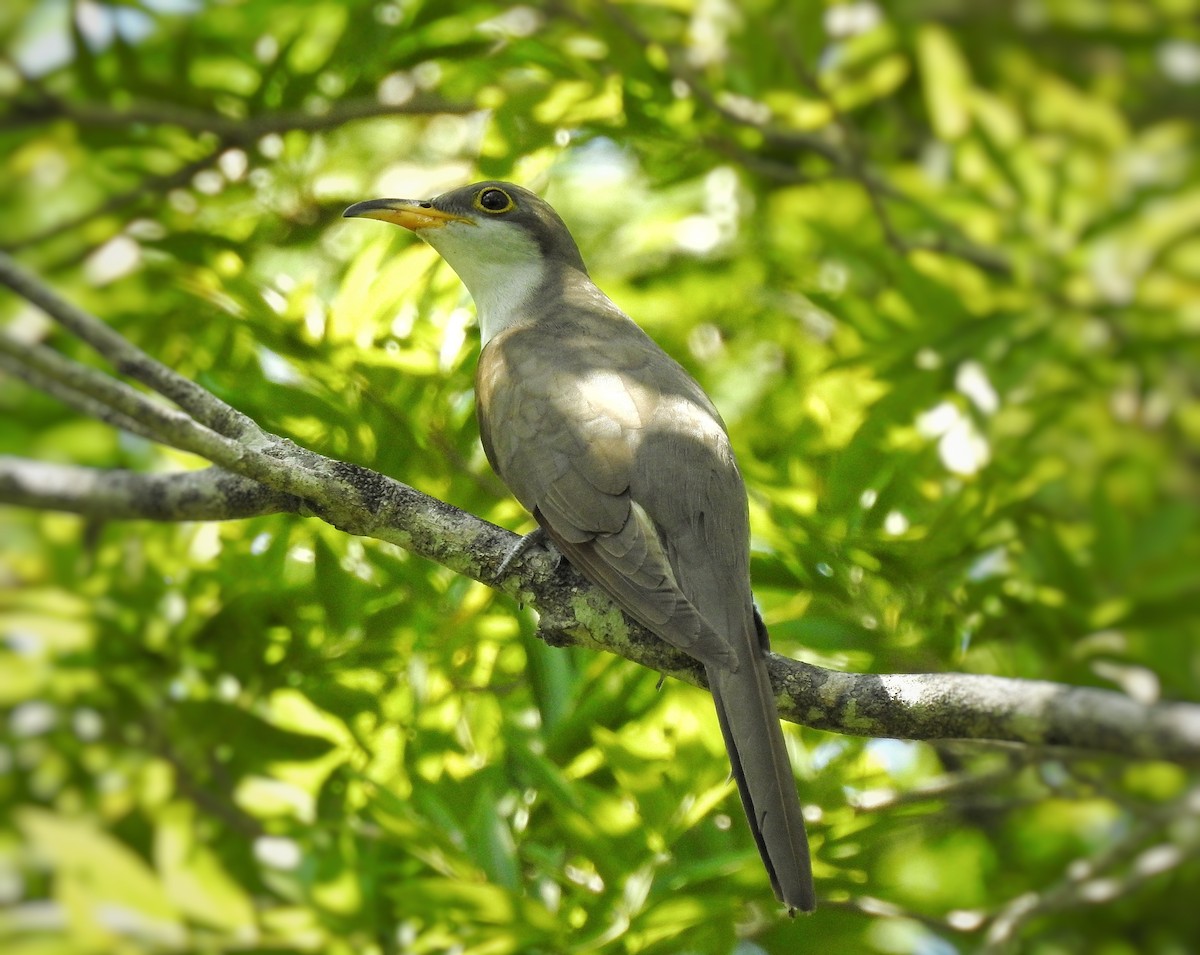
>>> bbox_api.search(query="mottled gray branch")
[12,447,1195,764]
[0,331,233,449]
[2,257,1198,765]
[767,662,1200,764]
[0,458,300,521]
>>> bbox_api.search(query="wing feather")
[477,319,743,668]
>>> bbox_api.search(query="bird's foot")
[495,527,559,580]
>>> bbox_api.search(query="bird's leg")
[495,526,560,580]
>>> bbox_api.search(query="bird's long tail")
[707,631,815,913]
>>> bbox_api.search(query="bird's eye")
[476,188,514,213]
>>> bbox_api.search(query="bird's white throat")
[421,219,549,345]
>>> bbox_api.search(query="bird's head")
[344,182,588,316]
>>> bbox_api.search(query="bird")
[344,181,815,912]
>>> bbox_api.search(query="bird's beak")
[343,198,471,231]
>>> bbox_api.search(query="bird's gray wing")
[476,323,737,670]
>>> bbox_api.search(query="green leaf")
[917,24,973,140]
[17,808,183,942]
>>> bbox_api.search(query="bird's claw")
[495,527,558,580]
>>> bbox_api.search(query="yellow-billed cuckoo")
[344,181,815,912]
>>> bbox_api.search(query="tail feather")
[708,653,815,913]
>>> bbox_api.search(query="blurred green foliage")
[1,0,1198,952]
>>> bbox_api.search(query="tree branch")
[0,252,257,437]
[2,257,1198,765]
[0,458,299,521]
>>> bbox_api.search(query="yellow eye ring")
[475,187,515,214]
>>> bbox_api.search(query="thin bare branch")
[0,350,164,443]
[0,458,300,521]
[0,331,231,449]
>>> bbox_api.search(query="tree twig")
[0,458,299,521]
[0,350,165,443]
[0,251,261,439]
